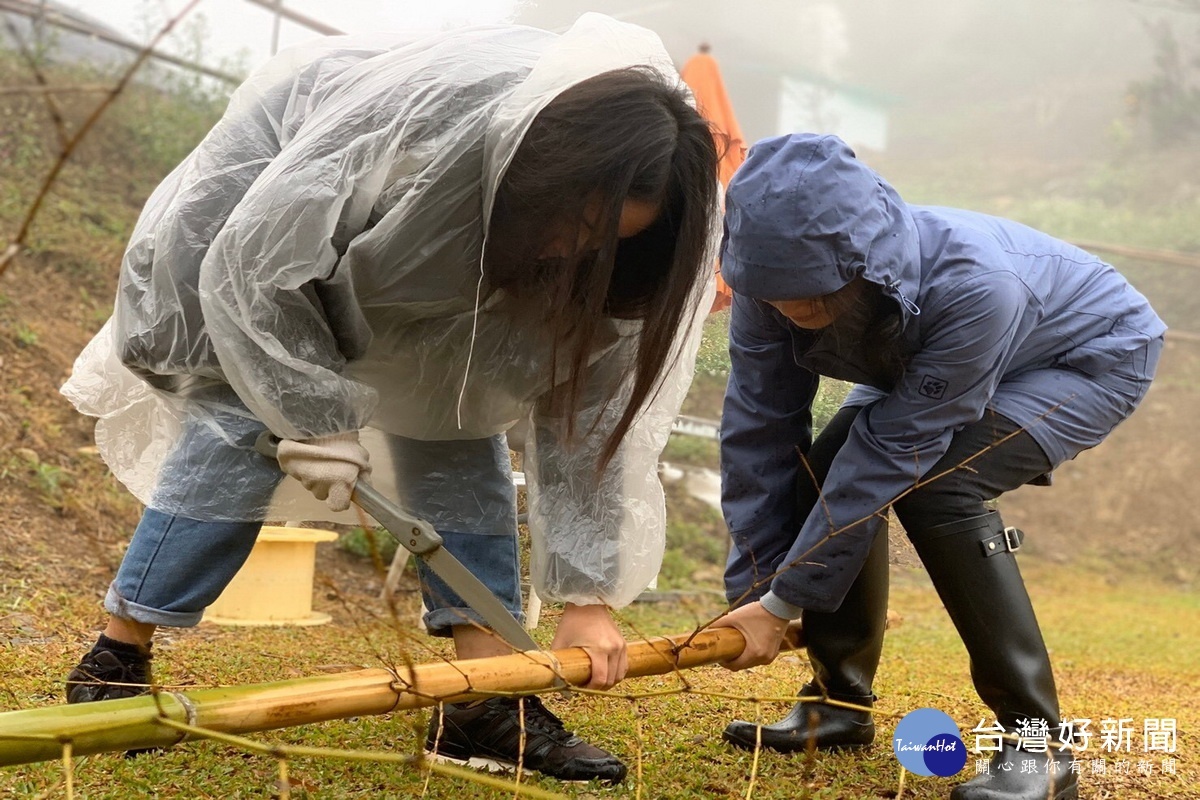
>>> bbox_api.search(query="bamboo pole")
[0,84,113,95]
[1070,238,1200,270]
[0,626,802,767]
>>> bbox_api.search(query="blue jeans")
[108,396,522,634]
[386,435,522,636]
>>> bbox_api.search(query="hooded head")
[720,134,920,312]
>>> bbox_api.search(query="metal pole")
[270,0,281,55]
[242,0,342,35]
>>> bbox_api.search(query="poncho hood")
[481,13,677,227]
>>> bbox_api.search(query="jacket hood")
[721,134,922,317]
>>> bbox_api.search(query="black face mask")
[605,213,675,319]
[791,291,911,392]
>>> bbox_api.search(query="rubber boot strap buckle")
[980,526,1024,557]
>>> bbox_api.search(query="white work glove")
[276,431,371,512]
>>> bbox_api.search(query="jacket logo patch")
[918,375,948,399]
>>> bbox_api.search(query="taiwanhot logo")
[892,708,968,777]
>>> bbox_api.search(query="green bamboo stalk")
[0,626,802,767]
[0,668,402,766]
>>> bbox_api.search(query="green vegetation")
[13,323,37,347]
[1128,16,1200,147]
[694,308,732,377]
[32,461,67,501]
[336,525,400,564]
[661,432,720,467]
[0,564,1193,799]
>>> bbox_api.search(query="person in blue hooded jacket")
[709,134,1165,800]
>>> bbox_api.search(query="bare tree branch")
[0,0,241,84]
[2,13,68,148]
[0,84,112,96]
[0,0,205,279]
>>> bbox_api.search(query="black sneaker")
[66,648,151,704]
[424,696,627,784]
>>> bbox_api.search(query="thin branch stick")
[3,14,68,148]
[717,401,1072,620]
[1071,238,1200,269]
[0,0,241,84]
[745,702,762,800]
[0,84,113,96]
[634,702,646,800]
[155,718,566,800]
[0,0,204,279]
[61,741,72,800]
[277,758,290,800]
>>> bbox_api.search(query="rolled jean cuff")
[104,583,204,627]
[760,590,805,621]
[416,530,522,638]
[422,606,527,639]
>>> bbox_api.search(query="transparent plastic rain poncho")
[61,14,715,608]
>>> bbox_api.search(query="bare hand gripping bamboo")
[0,625,804,766]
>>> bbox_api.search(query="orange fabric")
[681,51,746,186]
[681,50,745,313]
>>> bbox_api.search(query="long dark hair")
[485,67,719,469]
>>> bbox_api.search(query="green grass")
[661,433,721,468]
[1,563,1195,799]
[694,309,732,378]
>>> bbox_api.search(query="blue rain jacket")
[720,134,1166,614]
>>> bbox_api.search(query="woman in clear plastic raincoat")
[61,14,719,783]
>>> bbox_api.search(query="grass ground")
[1,560,1196,799]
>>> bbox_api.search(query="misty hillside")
[517,0,1192,169]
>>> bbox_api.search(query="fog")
[26,2,1196,169]
[9,0,1198,248]
[1,0,1195,601]
[517,1,1196,166]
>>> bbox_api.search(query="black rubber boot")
[724,523,888,753]
[909,511,1078,800]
